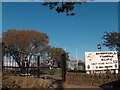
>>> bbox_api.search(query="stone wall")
[66,72,120,87]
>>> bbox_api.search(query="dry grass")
[66,72,120,87]
[2,75,57,89]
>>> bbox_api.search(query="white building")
[85,51,119,74]
[3,56,19,67]
[67,60,85,70]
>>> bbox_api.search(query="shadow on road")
[99,80,120,89]
[41,75,65,89]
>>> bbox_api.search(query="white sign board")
[85,51,119,71]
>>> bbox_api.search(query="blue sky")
[2,2,118,60]
[1,0,120,2]
[0,2,2,36]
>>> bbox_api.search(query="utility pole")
[75,48,78,70]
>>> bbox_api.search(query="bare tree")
[2,29,49,67]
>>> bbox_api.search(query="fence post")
[37,56,40,77]
[61,53,66,82]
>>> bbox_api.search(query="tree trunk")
[15,56,22,67]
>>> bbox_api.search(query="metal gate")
[2,42,41,77]
[2,42,67,81]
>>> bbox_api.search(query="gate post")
[61,53,67,82]
[37,56,40,77]
[2,43,5,71]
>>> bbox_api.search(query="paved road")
[55,80,102,89]
[64,84,102,89]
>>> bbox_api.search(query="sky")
[1,0,120,2]
[0,2,2,37]
[2,2,119,60]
